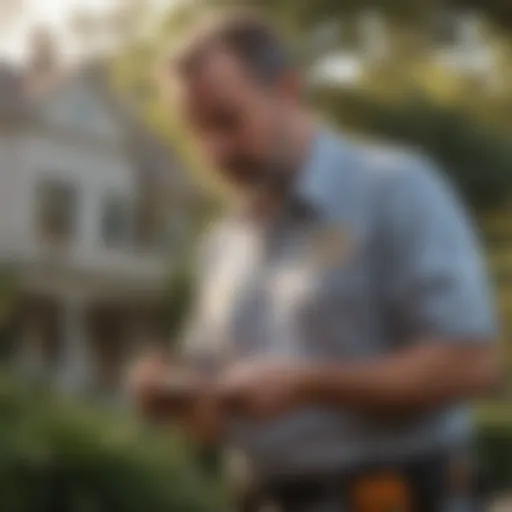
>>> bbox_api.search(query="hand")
[216,360,311,421]
[128,351,224,443]
[128,349,170,417]
[128,350,199,419]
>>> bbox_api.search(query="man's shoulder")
[340,134,454,204]
[320,131,468,238]
[319,127,439,189]
[347,135,434,180]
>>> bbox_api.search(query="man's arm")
[303,159,502,414]
[218,342,500,420]
[302,344,500,415]
[219,157,502,420]
[129,329,226,445]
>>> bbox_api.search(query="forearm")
[304,344,500,415]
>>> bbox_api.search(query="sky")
[0,0,168,63]
[0,0,359,83]
[0,0,114,62]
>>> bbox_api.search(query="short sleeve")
[380,158,499,343]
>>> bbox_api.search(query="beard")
[222,140,295,195]
[222,156,268,189]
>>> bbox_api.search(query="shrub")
[477,405,512,493]
[0,374,229,512]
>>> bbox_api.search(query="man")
[131,11,501,512]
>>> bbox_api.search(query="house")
[0,49,199,400]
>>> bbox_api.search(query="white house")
[0,59,198,400]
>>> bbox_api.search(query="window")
[101,195,132,247]
[37,180,77,243]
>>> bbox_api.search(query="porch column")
[17,312,46,379]
[127,314,150,359]
[58,295,93,394]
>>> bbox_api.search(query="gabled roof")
[0,58,195,197]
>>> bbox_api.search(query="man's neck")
[245,112,317,221]
[283,111,318,181]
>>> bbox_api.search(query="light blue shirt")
[183,128,498,477]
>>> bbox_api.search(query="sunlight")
[0,0,119,62]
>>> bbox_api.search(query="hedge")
[0,374,229,512]
[477,405,512,493]
[1,373,512,510]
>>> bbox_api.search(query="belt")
[241,453,480,512]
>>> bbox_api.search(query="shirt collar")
[293,126,342,216]
[234,126,344,223]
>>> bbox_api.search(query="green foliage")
[0,268,20,330]
[313,88,512,209]
[0,375,229,512]
[477,405,512,492]
[162,261,195,339]
[220,0,512,35]
[478,428,512,493]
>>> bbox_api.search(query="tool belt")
[238,452,481,512]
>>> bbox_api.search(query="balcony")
[0,234,171,299]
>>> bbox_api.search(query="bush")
[477,405,512,493]
[3,373,508,508]
[0,375,229,512]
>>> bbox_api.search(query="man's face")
[175,49,293,190]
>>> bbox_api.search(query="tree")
[215,0,512,35]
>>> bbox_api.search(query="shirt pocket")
[271,253,368,359]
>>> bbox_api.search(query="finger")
[217,387,244,413]
[250,394,278,421]
[215,380,246,414]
